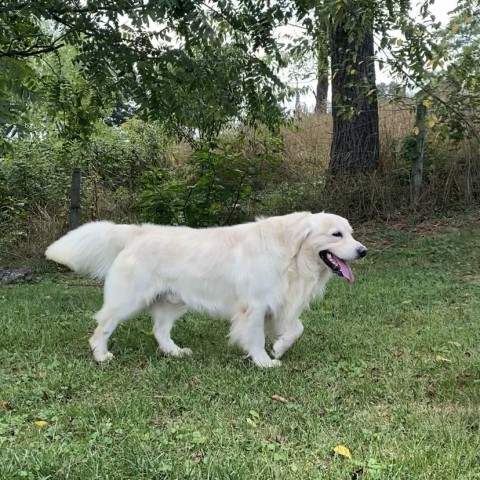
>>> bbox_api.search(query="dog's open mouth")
[319,251,354,284]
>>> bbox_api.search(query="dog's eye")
[332,232,343,238]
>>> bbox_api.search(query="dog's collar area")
[319,250,354,284]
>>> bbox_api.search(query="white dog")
[45,212,366,367]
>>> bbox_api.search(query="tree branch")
[0,43,65,58]
[375,40,480,143]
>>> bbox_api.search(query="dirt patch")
[0,267,35,284]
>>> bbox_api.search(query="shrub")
[139,131,282,227]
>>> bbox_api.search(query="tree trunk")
[69,168,81,230]
[315,29,329,114]
[411,101,426,204]
[329,11,379,175]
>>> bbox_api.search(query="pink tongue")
[337,258,354,284]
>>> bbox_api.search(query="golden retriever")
[46,212,366,367]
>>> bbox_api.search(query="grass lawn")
[1,224,480,479]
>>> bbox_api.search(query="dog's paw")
[93,351,114,363]
[252,358,282,368]
[162,347,192,357]
[271,348,283,360]
[174,347,192,357]
[266,359,282,368]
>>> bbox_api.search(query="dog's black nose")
[357,247,367,258]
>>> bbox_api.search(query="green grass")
[1,226,480,479]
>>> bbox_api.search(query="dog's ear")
[286,212,312,258]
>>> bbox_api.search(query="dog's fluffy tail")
[45,221,138,279]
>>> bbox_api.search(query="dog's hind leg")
[149,301,190,357]
[89,262,148,362]
[89,299,145,362]
[230,304,282,368]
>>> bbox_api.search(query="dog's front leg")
[230,305,282,368]
[270,318,304,359]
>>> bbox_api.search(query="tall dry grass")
[281,102,415,176]
[281,114,331,182]
[275,101,480,221]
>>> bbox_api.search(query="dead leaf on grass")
[246,418,257,428]
[34,420,48,427]
[271,394,288,404]
[462,274,479,282]
[435,355,452,363]
[333,445,352,459]
[1,401,12,410]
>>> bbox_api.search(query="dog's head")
[293,212,367,283]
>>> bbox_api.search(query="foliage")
[377,2,480,143]
[150,46,288,144]
[0,0,291,150]
[0,57,39,147]
[139,131,283,227]
[0,139,68,222]
[422,6,480,141]
[0,4,55,146]
[377,81,406,100]
[0,118,174,257]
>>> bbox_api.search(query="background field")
[1,222,479,479]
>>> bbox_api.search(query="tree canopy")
[1,1,478,151]
[0,0,291,149]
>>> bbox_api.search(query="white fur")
[46,212,365,367]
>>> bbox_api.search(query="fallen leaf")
[246,418,257,428]
[1,401,12,410]
[462,274,479,282]
[435,355,452,363]
[333,444,352,459]
[271,394,288,404]
[34,420,48,427]
[275,435,286,444]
